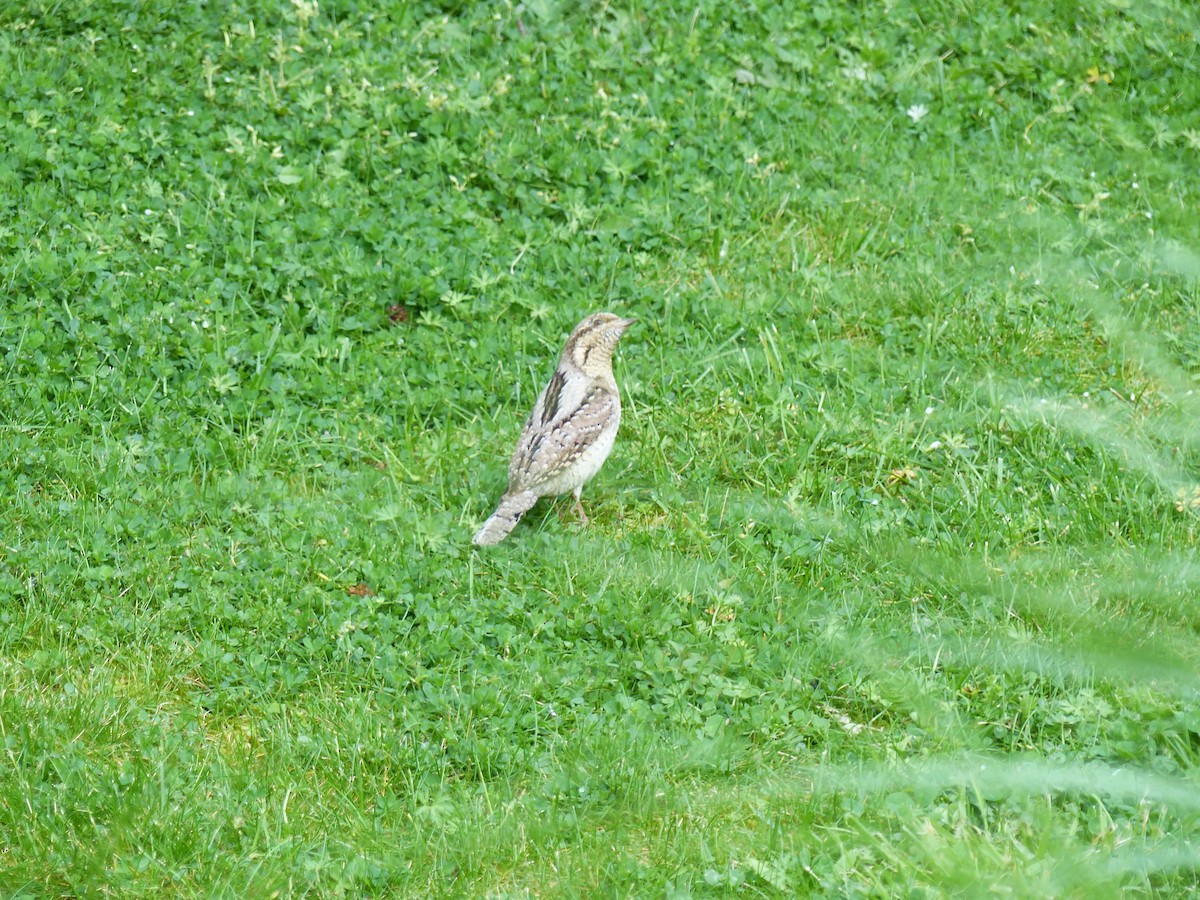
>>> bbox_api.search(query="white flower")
[906,104,928,123]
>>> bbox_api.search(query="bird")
[472,312,635,546]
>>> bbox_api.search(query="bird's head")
[564,312,636,375]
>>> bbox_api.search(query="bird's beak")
[617,317,637,329]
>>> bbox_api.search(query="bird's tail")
[472,491,539,545]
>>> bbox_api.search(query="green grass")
[3,0,1200,895]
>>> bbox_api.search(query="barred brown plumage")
[472,312,635,546]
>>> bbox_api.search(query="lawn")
[2,0,1200,895]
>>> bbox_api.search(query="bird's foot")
[556,497,589,526]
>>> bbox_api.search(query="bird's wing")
[508,376,617,492]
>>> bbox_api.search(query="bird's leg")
[572,487,588,525]
[556,499,584,523]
